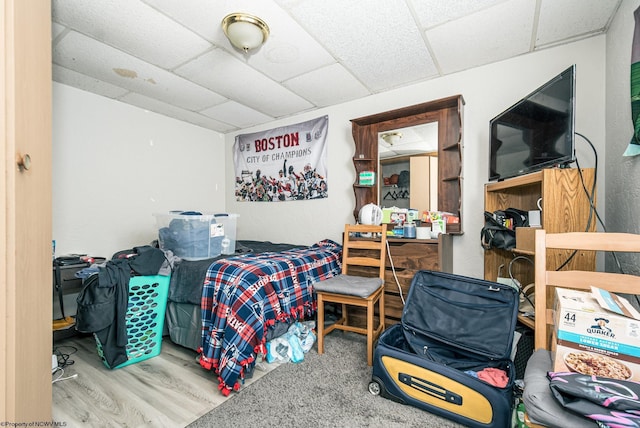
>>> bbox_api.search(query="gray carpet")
[188,331,465,428]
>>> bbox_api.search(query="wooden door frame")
[1,0,53,422]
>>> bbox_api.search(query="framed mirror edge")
[350,94,464,234]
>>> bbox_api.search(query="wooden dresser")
[383,234,453,325]
[345,233,453,327]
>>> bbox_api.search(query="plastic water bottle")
[221,238,231,255]
[516,400,527,428]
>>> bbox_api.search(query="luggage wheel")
[368,380,381,396]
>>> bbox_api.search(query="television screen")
[489,65,576,181]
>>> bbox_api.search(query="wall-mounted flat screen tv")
[489,65,576,181]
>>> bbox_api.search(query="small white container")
[431,220,446,238]
[416,226,431,240]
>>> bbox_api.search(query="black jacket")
[76,246,165,368]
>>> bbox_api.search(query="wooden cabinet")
[347,234,452,327]
[484,168,597,328]
[383,234,453,325]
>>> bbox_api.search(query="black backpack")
[480,208,529,251]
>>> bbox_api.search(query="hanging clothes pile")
[75,246,166,368]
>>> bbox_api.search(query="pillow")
[523,349,596,427]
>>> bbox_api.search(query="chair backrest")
[341,223,388,280]
[533,229,640,350]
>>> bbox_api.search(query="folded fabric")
[523,350,590,427]
[477,367,509,388]
[549,371,640,427]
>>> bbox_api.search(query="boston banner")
[234,116,329,202]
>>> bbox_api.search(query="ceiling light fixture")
[381,132,402,146]
[222,13,270,54]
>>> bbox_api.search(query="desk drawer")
[53,263,87,319]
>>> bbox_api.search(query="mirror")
[350,95,464,234]
[378,123,438,213]
[378,122,438,160]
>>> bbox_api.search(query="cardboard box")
[406,209,419,224]
[382,207,407,225]
[552,287,640,381]
[359,171,375,186]
[515,227,540,253]
[421,211,459,224]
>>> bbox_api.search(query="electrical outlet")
[52,354,58,372]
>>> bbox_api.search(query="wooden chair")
[523,229,640,427]
[314,223,388,366]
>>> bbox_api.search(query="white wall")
[52,83,225,258]
[226,36,606,279]
[53,36,607,278]
[605,0,640,275]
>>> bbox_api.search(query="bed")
[165,240,304,351]
[164,239,343,395]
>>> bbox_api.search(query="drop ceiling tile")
[53,31,228,111]
[175,49,314,118]
[283,64,370,107]
[410,0,507,29]
[201,101,274,129]
[145,0,336,82]
[49,0,619,133]
[121,92,237,133]
[53,65,131,99]
[52,22,66,41]
[276,0,438,92]
[536,0,620,46]
[52,0,211,69]
[254,24,336,82]
[427,0,536,74]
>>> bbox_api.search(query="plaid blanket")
[198,239,342,395]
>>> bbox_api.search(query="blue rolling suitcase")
[369,270,519,428]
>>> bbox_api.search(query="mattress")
[165,240,305,351]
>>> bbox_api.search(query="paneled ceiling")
[52,0,621,133]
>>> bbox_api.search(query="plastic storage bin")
[155,213,221,260]
[95,274,170,369]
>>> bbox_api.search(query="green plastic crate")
[96,274,170,369]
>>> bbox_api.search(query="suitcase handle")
[399,373,462,405]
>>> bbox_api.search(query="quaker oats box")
[552,287,640,381]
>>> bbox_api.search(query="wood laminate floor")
[52,334,280,428]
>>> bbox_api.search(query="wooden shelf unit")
[484,168,597,323]
[352,156,377,220]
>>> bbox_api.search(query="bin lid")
[401,270,519,361]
